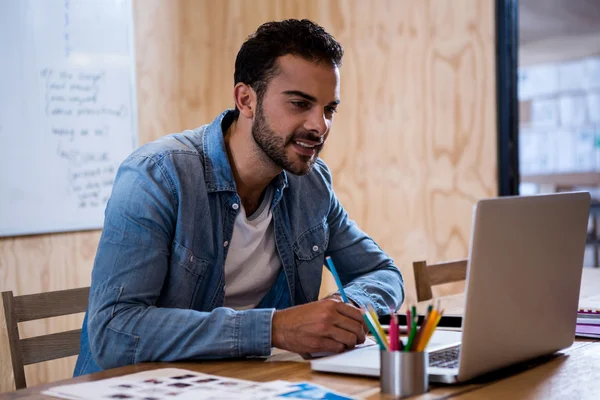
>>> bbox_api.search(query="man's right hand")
[271,298,368,354]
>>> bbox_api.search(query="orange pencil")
[415,309,439,351]
[412,304,433,350]
[417,309,444,351]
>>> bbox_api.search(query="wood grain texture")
[0,295,16,393]
[13,288,89,323]
[413,259,469,302]
[0,0,496,388]
[1,342,599,400]
[133,0,185,142]
[1,286,89,391]
[1,292,25,391]
[2,271,598,397]
[0,231,98,388]
[20,330,82,366]
[0,359,487,400]
[413,261,434,302]
[427,259,468,286]
[454,342,600,400]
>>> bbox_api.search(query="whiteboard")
[0,0,138,236]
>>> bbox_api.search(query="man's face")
[251,54,340,175]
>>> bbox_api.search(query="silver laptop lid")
[457,192,590,382]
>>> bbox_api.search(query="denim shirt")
[74,110,404,376]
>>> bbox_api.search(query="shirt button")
[223,241,229,247]
[189,255,193,262]
[232,203,239,210]
[312,245,319,252]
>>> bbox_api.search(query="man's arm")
[319,163,405,314]
[87,155,274,369]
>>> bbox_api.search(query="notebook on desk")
[312,192,591,384]
[576,308,600,339]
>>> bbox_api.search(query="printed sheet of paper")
[42,368,357,400]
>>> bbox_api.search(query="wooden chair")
[412,259,468,302]
[0,287,89,391]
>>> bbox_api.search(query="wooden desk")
[1,268,599,400]
[1,341,598,400]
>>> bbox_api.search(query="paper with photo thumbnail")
[270,382,357,400]
[42,368,262,400]
[42,367,357,400]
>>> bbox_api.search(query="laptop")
[311,192,591,383]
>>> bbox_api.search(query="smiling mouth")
[292,140,322,157]
[294,140,320,149]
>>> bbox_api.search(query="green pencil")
[404,306,419,351]
[362,311,387,350]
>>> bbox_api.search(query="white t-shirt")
[223,186,282,310]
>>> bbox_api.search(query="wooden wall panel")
[176,0,323,129]
[0,0,496,389]
[134,0,185,142]
[316,0,498,301]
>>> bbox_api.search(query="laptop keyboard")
[429,346,460,369]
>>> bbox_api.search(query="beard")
[251,102,323,176]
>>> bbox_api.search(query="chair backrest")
[412,259,468,302]
[0,287,89,391]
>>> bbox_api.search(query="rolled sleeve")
[236,308,276,357]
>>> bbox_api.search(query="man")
[74,19,404,376]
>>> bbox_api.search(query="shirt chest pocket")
[293,220,329,302]
[162,241,210,308]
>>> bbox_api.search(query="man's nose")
[304,109,329,137]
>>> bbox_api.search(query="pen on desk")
[325,256,349,303]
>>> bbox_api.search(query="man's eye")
[325,106,337,114]
[292,101,310,110]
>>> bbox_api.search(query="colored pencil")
[325,256,348,303]
[389,312,399,351]
[367,304,389,349]
[361,309,388,350]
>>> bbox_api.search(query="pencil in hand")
[325,256,349,303]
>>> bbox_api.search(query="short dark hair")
[233,19,343,118]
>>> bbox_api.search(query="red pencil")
[389,312,399,351]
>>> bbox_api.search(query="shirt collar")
[202,109,288,194]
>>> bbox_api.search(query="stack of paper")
[576,308,600,339]
[42,368,356,400]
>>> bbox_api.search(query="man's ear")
[233,83,256,119]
